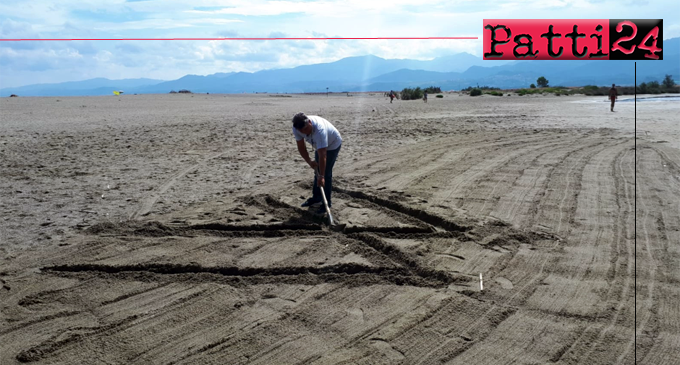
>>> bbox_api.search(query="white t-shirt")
[292,115,342,151]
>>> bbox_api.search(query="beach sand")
[1,92,678,364]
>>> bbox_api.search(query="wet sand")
[1,93,678,364]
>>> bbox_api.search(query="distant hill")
[0,78,165,96]
[1,39,678,96]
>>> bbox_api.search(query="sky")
[1,0,678,88]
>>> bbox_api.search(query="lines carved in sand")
[130,151,227,220]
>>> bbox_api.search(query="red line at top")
[0,37,477,41]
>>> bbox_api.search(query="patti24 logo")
[483,19,663,60]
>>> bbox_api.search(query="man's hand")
[309,161,318,170]
[318,176,325,187]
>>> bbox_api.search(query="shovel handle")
[315,168,334,225]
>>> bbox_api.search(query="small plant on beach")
[470,88,482,96]
[530,84,536,88]
[436,94,443,98]
[537,76,549,88]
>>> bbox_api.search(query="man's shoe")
[301,198,321,207]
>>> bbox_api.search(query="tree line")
[637,75,677,94]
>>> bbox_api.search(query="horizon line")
[0,37,478,41]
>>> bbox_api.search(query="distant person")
[423,92,428,103]
[292,112,343,214]
[609,84,618,112]
[389,90,395,103]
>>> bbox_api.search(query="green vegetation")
[662,74,676,88]
[469,88,482,96]
[400,86,441,100]
[436,94,443,98]
[424,86,441,93]
[400,87,423,100]
[516,87,567,96]
[463,85,499,96]
[514,83,679,96]
[637,75,679,94]
[461,75,679,98]
[637,82,649,94]
[572,86,631,95]
[536,76,549,88]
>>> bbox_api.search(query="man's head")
[293,112,312,134]
[612,84,616,87]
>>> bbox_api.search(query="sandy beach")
[1,92,678,364]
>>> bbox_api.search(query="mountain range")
[2,37,678,97]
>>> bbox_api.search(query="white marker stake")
[479,273,484,291]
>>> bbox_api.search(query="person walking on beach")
[389,90,395,103]
[423,92,428,103]
[609,84,618,112]
[292,112,342,214]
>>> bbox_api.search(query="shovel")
[315,168,335,226]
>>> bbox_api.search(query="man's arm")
[317,148,327,175]
[317,147,327,187]
[296,139,317,169]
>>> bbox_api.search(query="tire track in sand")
[438,137,617,364]
[410,132,568,194]
[563,146,636,364]
[626,145,677,364]
[464,133,586,218]
[433,133,583,210]
[529,140,631,364]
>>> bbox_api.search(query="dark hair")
[292,112,308,130]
